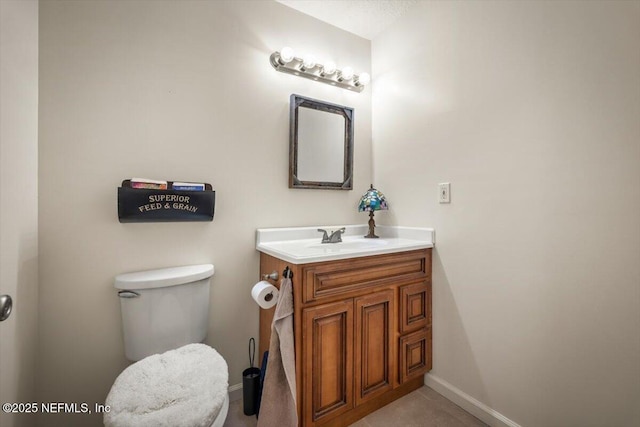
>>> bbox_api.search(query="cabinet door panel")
[399,281,431,334]
[399,328,431,383]
[355,290,394,405]
[303,300,354,426]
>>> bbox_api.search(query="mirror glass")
[297,108,344,182]
[289,94,354,190]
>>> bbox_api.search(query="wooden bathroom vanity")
[257,226,433,427]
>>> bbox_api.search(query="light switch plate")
[438,182,450,203]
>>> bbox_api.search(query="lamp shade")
[358,184,388,212]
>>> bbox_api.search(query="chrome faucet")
[318,227,346,244]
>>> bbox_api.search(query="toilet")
[105,264,229,427]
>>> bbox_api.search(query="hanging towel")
[257,277,297,427]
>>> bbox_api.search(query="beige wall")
[0,1,39,427]
[373,1,640,426]
[38,1,371,425]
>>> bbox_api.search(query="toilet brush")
[242,338,261,416]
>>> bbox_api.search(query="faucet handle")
[317,228,329,242]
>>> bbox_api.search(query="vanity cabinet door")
[303,300,354,426]
[355,290,395,405]
[399,328,431,384]
[399,281,431,334]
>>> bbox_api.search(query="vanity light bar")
[269,47,370,93]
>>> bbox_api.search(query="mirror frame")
[289,94,354,190]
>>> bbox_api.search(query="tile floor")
[223,386,487,427]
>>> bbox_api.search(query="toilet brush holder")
[242,338,261,416]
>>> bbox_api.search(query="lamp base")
[364,211,379,239]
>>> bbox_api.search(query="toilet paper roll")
[251,281,279,309]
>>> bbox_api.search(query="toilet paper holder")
[262,271,278,281]
[261,267,294,281]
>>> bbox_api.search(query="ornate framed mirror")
[289,94,354,190]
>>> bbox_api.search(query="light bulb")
[340,66,354,81]
[357,72,371,85]
[302,54,316,69]
[322,61,337,75]
[280,46,295,63]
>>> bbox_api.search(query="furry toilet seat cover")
[104,343,228,427]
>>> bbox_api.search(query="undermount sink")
[256,225,434,264]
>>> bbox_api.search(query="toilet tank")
[114,264,214,361]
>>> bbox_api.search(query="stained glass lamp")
[358,184,388,238]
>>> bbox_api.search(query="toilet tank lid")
[114,264,214,290]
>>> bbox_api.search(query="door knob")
[0,294,12,321]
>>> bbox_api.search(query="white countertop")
[256,225,434,264]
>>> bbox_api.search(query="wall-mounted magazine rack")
[118,180,215,223]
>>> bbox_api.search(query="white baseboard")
[228,383,243,402]
[424,374,521,427]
